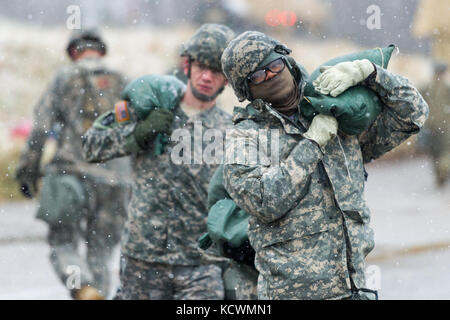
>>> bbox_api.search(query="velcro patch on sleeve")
[114,100,130,123]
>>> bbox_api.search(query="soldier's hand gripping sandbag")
[303,114,338,151]
[134,108,174,149]
[313,59,375,97]
[300,45,395,135]
[121,75,185,120]
[119,74,185,155]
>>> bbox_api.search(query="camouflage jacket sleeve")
[358,65,429,163]
[82,102,147,163]
[223,120,323,224]
[17,72,65,175]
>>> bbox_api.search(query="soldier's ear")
[69,48,79,61]
[182,57,190,76]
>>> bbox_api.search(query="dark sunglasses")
[247,58,286,85]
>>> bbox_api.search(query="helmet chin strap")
[187,59,224,102]
[191,84,224,102]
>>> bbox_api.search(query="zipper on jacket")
[336,135,352,182]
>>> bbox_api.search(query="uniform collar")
[184,104,220,129]
[251,99,309,135]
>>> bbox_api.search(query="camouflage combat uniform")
[83,24,235,300]
[83,79,231,299]
[15,57,130,298]
[221,31,429,300]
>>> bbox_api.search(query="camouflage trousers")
[223,261,258,300]
[114,255,224,300]
[255,211,375,300]
[45,177,129,298]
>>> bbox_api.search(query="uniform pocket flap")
[258,208,338,248]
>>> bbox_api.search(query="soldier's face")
[71,48,103,61]
[187,61,228,97]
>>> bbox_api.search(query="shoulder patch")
[114,100,130,123]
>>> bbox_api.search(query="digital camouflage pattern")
[83,75,232,267]
[115,256,224,300]
[181,23,235,72]
[15,57,130,297]
[84,23,235,298]
[221,31,292,102]
[222,33,429,299]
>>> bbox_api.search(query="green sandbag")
[121,74,186,154]
[207,164,230,210]
[300,44,396,135]
[199,165,250,251]
[36,173,85,226]
[199,199,249,250]
[121,74,186,120]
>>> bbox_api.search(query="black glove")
[134,108,174,149]
[222,240,256,268]
[15,165,40,199]
[20,183,33,198]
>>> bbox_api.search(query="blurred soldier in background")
[413,0,450,187]
[83,24,235,300]
[422,62,450,187]
[413,0,450,67]
[15,29,130,300]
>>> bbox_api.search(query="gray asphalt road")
[0,201,120,300]
[0,156,449,299]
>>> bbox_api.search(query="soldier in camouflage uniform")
[15,29,130,300]
[220,31,429,300]
[421,62,450,187]
[82,24,235,300]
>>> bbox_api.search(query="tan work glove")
[303,114,338,151]
[313,59,375,97]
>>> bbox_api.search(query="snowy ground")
[0,156,449,300]
[0,202,121,300]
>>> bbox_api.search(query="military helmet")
[66,28,107,58]
[180,23,235,72]
[221,31,292,102]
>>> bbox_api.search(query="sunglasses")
[247,58,286,85]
